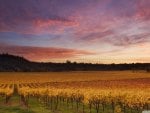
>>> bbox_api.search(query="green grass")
[0,95,144,113]
[0,95,51,113]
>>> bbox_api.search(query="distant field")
[0,71,150,83]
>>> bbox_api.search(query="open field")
[0,71,150,113]
[0,71,150,83]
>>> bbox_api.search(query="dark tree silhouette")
[0,54,150,72]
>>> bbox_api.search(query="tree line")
[0,54,150,72]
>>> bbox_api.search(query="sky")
[0,0,150,63]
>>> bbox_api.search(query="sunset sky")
[0,0,150,63]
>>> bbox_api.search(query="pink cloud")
[0,44,94,62]
[71,0,150,47]
[33,19,78,27]
[135,0,150,20]
[29,18,79,34]
[0,18,79,35]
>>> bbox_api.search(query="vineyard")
[0,71,150,113]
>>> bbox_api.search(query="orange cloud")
[33,19,78,27]
[0,44,94,62]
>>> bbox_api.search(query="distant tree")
[66,60,71,64]
[73,61,77,64]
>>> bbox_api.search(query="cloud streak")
[0,44,94,62]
